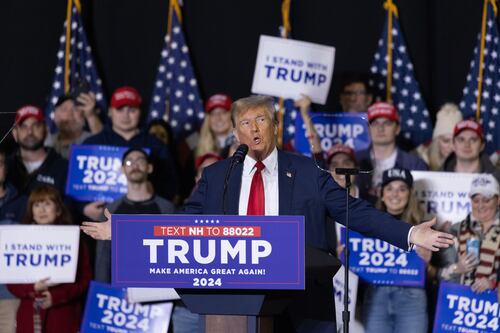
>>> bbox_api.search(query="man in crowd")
[94,147,174,282]
[45,91,102,159]
[355,102,428,203]
[82,86,178,220]
[0,148,26,333]
[441,119,500,182]
[339,73,373,113]
[7,105,68,196]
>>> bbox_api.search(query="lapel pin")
[286,171,292,178]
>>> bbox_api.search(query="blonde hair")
[195,116,220,158]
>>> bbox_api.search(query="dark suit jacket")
[183,150,412,251]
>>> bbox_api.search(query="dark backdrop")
[0,0,487,140]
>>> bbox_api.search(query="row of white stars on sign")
[194,219,220,224]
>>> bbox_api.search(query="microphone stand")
[342,173,352,333]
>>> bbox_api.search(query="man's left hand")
[76,92,97,118]
[410,217,454,252]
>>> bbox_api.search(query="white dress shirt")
[238,148,279,216]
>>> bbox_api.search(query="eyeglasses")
[124,157,148,167]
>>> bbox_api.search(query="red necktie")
[247,161,265,215]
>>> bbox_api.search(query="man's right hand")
[81,208,112,240]
[455,252,479,274]
[83,201,105,220]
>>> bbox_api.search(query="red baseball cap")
[111,86,142,109]
[195,153,223,171]
[15,105,44,125]
[367,102,399,123]
[205,94,232,114]
[453,119,484,140]
[326,144,356,165]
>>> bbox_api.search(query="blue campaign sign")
[340,228,425,287]
[433,282,499,333]
[81,281,172,333]
[66,145,129,202]
[112,215,305,290]
[294,112,370,155]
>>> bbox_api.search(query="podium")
[178,246,340,333]
[111,214,341,333]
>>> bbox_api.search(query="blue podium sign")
[66,145,129,202]
[112,215,305,290]
[81,281,172,333]
[294,112,370,155]
[340,228,425,287]
[433,282,499,333]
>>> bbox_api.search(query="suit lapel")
[226,162,243,214]
[278,151,295,215]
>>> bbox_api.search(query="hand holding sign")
[409,217,454,251]
[81,208,112,240]
[36,291,53,310]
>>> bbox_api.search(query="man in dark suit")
[183,95,452,252]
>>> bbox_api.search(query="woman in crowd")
[437,173,499,292]
[8,186,91,333]
[362,168,431,333]
[195,93,233,158]
[415,103,462,170]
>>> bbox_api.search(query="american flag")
[459,0,500,155]
[369,5,432,147]
[147,3,204,139]
[45,1,106,131]
[276,98,299,146]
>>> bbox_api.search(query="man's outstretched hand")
[410,217,454,251]
[81,208,112,240]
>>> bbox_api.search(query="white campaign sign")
[0,225,80,283]
[251,35,335,104]
[412,171,478,225]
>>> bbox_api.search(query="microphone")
[223,144,249,214]
[231,144,248,165]
[334,168,372,175]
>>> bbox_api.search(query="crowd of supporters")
[0,73,498,333]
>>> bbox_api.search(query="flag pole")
[63,0,74,93]
[383,0,398,103]
[476,0,497,120]
[277,0,291,148]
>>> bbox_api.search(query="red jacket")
[7,243,92,333]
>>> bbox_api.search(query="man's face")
[453,130,484,162]
[54,100,85,133]
[13,117,46,151]
[122,151,152,184]
[109,106,141,133]
[233,106,277,161]
[368,117,400,146]
[329,153,356,188]
[340,82,373,113]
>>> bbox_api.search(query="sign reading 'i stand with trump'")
[251,35,335,104]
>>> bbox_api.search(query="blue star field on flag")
[45,2,106,132]
[147,9,204,139]
[459,1,500,155]
[369,16,432,147]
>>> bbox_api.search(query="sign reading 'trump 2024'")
[112,215,305,290]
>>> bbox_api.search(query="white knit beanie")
[432,103,463,139]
